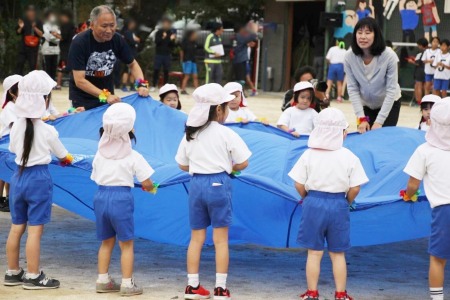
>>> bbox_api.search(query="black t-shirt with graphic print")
[68,30,134,110]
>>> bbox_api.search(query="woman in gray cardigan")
[344,18,401,134]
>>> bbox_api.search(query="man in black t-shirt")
[68,5,148,110]
[15,5,43,75]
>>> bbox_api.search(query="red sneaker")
[214,287,231,299]
[184,284,211,299]
[300,290,319,300]
[335,290,353,300]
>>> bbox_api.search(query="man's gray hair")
[90,5,116,23]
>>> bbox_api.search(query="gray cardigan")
[344,48,401,125]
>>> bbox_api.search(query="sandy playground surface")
[0,88,448,299]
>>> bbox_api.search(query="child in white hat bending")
[91,102,155,296]
[176,83,251,300]
[403,99,450,300]
[288,108,368,300]
[5,70,72,289]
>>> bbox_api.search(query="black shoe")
[181,90,189,95]
[23,271,60,290]
[0,197,10,212]
[4,268,25,286]
[0,197,5,209]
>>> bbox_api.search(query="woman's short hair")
[351,17,386,56]
[294,66,316,82]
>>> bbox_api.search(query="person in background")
[432,39,450,98]
[41,10,61,81]
[150,17,176,92]
[417,94,439,131]
[15,5,43,75]
[356,0,375,20]
[159,83,182,110]
[180,30,199,95]
[422,36,440,96]
[406,38,428,104]
[56,10,75,90]
[325,40,347,103]
[312,30,326,82]
[232,22,258,87]
[245,40,258,96]
[224,82,260,124]
[121,18,141,92]
[204,23,224,84]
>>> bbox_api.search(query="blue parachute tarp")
[0,94,431,247]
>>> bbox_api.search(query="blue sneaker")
[121,86,129,92]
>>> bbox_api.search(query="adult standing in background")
[150,17,176,92]
[232,22,258,86]
[68,5,148,110]
[344,18,401,134]
[180,30,199,95]
[41,10,61,81]
[56,10,75,89]
[204,23,224,84]
[121,18,141,92]
[15,5,43,75]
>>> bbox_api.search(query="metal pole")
[255,38,261,91]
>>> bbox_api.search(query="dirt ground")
[0,88,447,299]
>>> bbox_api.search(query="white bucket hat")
[223,82,248,107]
[308,107,349,151]
[15,70,56,119]
[293,81,314,93]
[426,99,450,151]
[187,83,235,127]
[421,94,440,104]
[159,83,178,96]
[98,103,136,160]
[1,74,23,108]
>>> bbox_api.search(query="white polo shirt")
[288,148,369,193]
[175,121,252,175]
[277,107,318,135]
[9,118,68,166]
[404,143,450,208]
[0,102,17,137]
[422,48,440,75]
[91,150,155,187]
[225,107,257,123]
[433,52,450,80]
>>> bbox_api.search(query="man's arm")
[72,70,120,104]
[128,59,149,97]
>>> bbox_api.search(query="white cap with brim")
[426,99,450,151]
[293,81,314,93]
[15,70,56,119]
[186,83,235,127]
[1,75,23,107]
[421,94,441,104]
[223,82,248,106]
[159,83,178,96]
[308,107,349,151]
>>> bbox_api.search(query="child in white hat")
[176,83,252,300]
[277,81,319,137]
[0,74,22,212]
[403,99,450,300]
[5,70,73,289]
[288,108,368,300]
[159,83,182,110]
[91,102,155,296]
[418,94,440,131]
[223,82,257,123]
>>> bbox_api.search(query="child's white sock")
[97,273,110,283]
[430,287,443,300]
[121,277,133,288]
[187,274,199,287]
[215,273,227,289]
[25,272,40,279]
[6,268,22,276]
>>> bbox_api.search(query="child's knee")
[119,240,134,250]
[430,255,447,266]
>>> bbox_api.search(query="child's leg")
[25,225,44,274]
[187,229,207,274]
[5,183,9,197]
[193,74,199,89]
[329,251,347,292]
[118,240,134,279]
[442,90,448,97]
[337,81,343,99]
[326,79,333,98]
[181,74,190,91]
[213,227,229,273]
[415,81,423,103]
[98,236,116,275]
[0,180,5,197]
[6,224,26,270]
[306,250,324,291]
[429,255,446,287]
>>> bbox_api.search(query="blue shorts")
[188,172,232,230]
[182,61,198,75]
[327,63,345,81]
[9,165,53,226]
[298,190,350,252]
[429,204,450,260]
[425,74,434,82]
[433,79,449,91]
[424,25,437,34]
[94,186,134,242]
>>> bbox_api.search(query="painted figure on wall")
[383,0,400,20]
[419,0,440,41]
[356,0,375,19]
[399,0,419,43]
[334,10,359,48]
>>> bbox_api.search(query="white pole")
[255,35,261,91]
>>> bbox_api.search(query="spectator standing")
[41,10,61,81]
[204,23,224,84]
[56,10,75,89]
[150,17,176,92]
[180,30,199,95]
[121,18,141,92]
[15,5,43,75]
[232,22,258,86]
